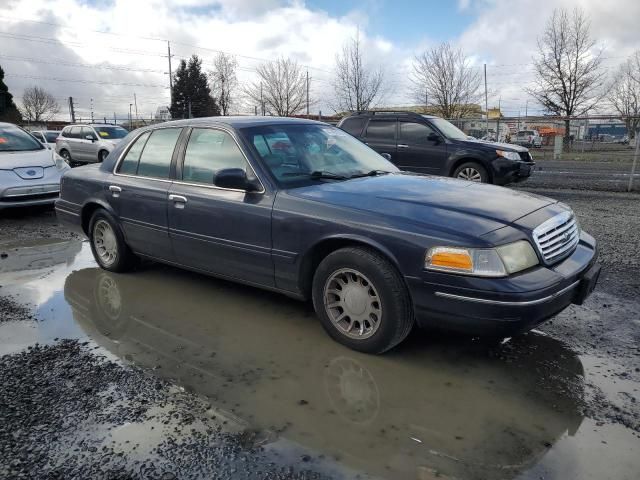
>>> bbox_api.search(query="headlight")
[425,240,538,277]
[496,150,521,161]
[54,152,69,171]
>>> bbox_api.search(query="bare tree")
[210,52,238,115]
[527,8,606,142]
[410,42,482,118]
[333,34,385,112]
[608,52,640,139]
[244,58,306,116]
[21,86,59,122]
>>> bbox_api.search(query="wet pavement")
[1,233,639,479]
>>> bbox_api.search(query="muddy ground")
[0,186,639,480]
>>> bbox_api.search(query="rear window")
[94,126,128,139]
[45,132,60,142]
[118,131,151,175]
[340,117,367,137]
[0,125,44,152]
[365,120,396,141]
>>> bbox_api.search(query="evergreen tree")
[170,55,219,119]
[0,65,23,123]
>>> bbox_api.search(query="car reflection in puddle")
[64,265,585,480]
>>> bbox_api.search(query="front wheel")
[312,247,414,354]
[98,150,109,162]
[453,162,489,183]
[88,209,138,272]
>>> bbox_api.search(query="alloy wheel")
[323,268,382,340]
[93,219,118,267]
[457,167,483,182]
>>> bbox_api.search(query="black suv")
[337,111,535,185]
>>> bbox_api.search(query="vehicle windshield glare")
[0,125,44,152]
[94,126,128,139]
[241,124,398,186]
[428,117,468,140]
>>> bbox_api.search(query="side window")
[118,131,151,175]
[365,120,396,142]
[182,128,248,184]
[60,128,69,138]
[136,128,182,179]
[399,121,435,144]
[69,126,82,139]
[81,127,97,140]
[340,117,367,137]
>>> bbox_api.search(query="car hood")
[0,148,54,169]
[287,173,557,238]
[454,138,529,152]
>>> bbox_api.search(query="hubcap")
[323,268,382,340]
[457,167,482,182]
[93,219,118,266]
[97,275,122,321]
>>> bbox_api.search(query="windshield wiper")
[282,170,349,180]
[349,170,392,178]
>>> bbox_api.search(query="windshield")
[429,118,468,140]
[0,125,44,152]
[94,126,128,139]
[45,131,60,142]
[241,123,398,187]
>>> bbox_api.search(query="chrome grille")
[532,211,579,264]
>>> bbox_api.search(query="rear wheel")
[98,150,109,162]
[312,247,414,354]
[453,162,489,183]
[88,209,138,272]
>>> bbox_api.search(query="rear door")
[167,127,274,287]
[67,126,83,159]
[362,118,397,162]
[109,127,183,261]
[396,120,448,174]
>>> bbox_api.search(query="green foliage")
[170,55,220,119]
[0,65,22,123]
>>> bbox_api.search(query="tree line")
[1,6,638,141]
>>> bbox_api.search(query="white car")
[0,122,70,209]
[31,130,60,146]
[514,130,542,148]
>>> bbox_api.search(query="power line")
[0,54,165,74]
[5,73,168,88]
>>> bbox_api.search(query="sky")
[1,0,638,122]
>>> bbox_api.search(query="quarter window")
[182,128,248,184]
[340,117,367,137]
[136,128,182,179]
[69,126,82,139]
[118,131,151,175]
[365,120,396,142]
[399,121,435,144]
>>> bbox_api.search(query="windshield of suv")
[94,126,128,139]
[0,125,44,152]
[241,123,398,187]
[428,118,468,140]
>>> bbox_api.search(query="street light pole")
[129,103,133,129]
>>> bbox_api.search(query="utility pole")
[68,97,76,123]
[629,126,639,192]
[134,93,138,121]
[484,63,488,137]
[167,41,173,107]
[113,112,117,125]
[129,103,133,128]
[306,69,309,116]
[497,97,501,141]
[188,100,192,119]
[260,82,264,116]
[90,98,94,123]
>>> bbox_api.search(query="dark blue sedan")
[55,117,600,353]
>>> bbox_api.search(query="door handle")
[108,185,121,197]
[168,194,187,208]
[397,144,409,148]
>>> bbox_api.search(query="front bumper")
[0,167,62,209]
[493,159,535,185]
[406,232,599,336]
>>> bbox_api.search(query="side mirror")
[427,132,441,144]
[85,135,96,142]
[214,168,260,192]
[380,153,392,161]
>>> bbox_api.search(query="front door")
[362,118,397,163]
[67,126,84,160]
[168,127,274,287]
[108,127,183,261]
[395,120,448,174]
[77,126,99,162]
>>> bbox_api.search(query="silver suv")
[55,124,128,165]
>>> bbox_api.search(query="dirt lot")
[0,187,639,479]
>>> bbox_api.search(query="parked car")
[31,130,60,146]
[0,122,70,209]
[56,117,600,353]
[513,130,542,148]
[337,111,534,185]
[55,124,128,165]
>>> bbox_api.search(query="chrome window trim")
[112,124,266,194]
[435,280,580,306]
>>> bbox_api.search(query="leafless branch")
[608,51,640,138]
[21,86,59,122]
[209,52,238,116]
[244,58,306,116]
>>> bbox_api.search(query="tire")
[453,162,489,183]
[88,209,138,272]
[312,247,414,354]
[59,149,72,163]
[98,150,109,162]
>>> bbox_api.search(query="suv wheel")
[312,247,414,354]
[88,209,138,272]
[453,162,488,183]
[98,150,109,162]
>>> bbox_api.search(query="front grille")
[532,211,579,264]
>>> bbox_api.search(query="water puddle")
[1,239,639,479]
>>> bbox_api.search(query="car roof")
[66,124,126,128]
[150,116,327,129]
[345,111,439,120]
